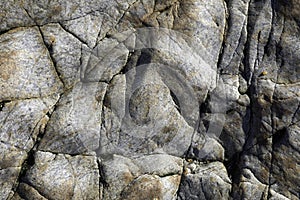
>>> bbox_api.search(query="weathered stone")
[237,168,268,199]
[121,174,164,200]
[1,0,300,199]
[133,154,183,176]
[101,154,183,200]
[0,97,58,199]
[16,183,48,200]
[178,161,231,200]
[61,11,113,48]
[172,0,227,66]
[121,174,181,200]
[0,167,20,200]
[0,1,35,32]
[40,23,82,89]
[20,151,100,200]
[0,0,136,31]
[80,37,129,83]
[39,82,107,155]
[0,27,63,100]
[101,155,140,200]
[189,135,225,162]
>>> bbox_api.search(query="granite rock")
[1,0,299,199]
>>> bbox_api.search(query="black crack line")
[22,7,65,89]
[58,22,89,46]
[37,26,66,89]
[290,102,300,126]
[13,96,61,195]
[94,0,139,48]
[267,6,282,199]
[175,162,185,199]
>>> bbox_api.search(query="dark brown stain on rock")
[121,175,163,200]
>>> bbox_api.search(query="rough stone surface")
[0,97,58,200]
[0,27,63,100]
[178,161,231,200]
[1,0,299,199]
[39,82,107,155]
[100,154,182,200]
[18,151,100,200]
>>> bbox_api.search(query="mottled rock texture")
[0,0,299,199]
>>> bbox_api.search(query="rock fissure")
[1,0,299,199]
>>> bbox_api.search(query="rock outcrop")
[0,0,299,199]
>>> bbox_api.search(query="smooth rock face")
[0,0,299,200]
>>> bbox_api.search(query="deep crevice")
[17,149,35,184]
[0,28,14,36]
[97,159,109,188]
[227,1,255,197]
[119,50,141,74]
[267,2,283,196]
[175,166,185,199]
[0,100,11,112]
[170,89,181,114]
[37,26,65,89]
[13,95,62,195]
[216,0,229,71]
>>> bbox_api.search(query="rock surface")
[0,0,299,199]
